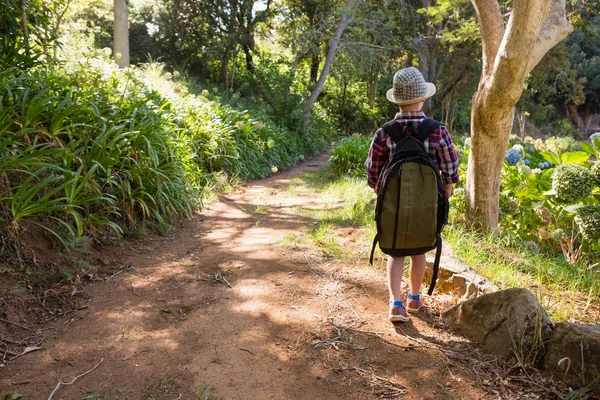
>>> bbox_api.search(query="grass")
[279,170,600,323]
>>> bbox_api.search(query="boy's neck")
[399,102,423,112]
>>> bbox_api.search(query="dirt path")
[1,154,491,399]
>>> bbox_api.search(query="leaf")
[564,205,584,213]
[3,393,23,400]
[19,346,43,357]
[544,189,557,196]
[560,151,589,164]
[540,151,561,165]
[580,142,597,157]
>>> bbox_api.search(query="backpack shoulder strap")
[415,118,442,143]
[380,119,406,144]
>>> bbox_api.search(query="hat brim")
[386,82,436,105]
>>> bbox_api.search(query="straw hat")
[386,67,436,105]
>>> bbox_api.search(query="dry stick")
[48,358,104,400]
[329,320,419,351]
[0,318,34,332]
[122,349,150,361]
[105,265,134,282]
[239,348,255,355]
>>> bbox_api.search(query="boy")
[365,67,459,322]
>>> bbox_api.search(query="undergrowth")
[0,54,330,271]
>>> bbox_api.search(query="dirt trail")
[1,154,490,399]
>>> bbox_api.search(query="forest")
[1,0,600,398]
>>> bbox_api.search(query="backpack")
[369,118,449,295]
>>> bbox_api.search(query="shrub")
[575,206,600,240]
[329,135,372,178]
[504,148,521,166]
[551,164,594,203]
[591,161,600,187]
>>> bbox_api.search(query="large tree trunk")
[113,0,129,68]
[303,0,359,131]
[466,0,572,230]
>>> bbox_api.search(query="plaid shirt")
[365,111,459,194]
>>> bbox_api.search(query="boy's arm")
[436,126,459,196]
[365,128,390,193]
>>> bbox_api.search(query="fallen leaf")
[4,392,23,400]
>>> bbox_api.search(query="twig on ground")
[213,272,232,288]
[62,313,87,332]
[9,345,43,360]
[335,365,407,398]
[122,349,150,361]
[329,320,418,351]
[0,318,34,332]
[47,358,103,400]
[239,347,255,354]
[105,265,134,282]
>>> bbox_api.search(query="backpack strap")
[427,234,443,295]
[415,118,442,143]
[382,118,442,145]
[380,120,406,144]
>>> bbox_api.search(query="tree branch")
[525,0,573,75]
[470,0,504,77]
[486,0,551,108]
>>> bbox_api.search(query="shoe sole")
[406,306,422,313]
[389,315,410,322]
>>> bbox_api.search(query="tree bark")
[466,0,573,230]
[220,52,230,88]
[113,0,130,68]
[21,0,30,59]
[303,0,359,132]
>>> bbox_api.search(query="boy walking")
[365,67,459,322]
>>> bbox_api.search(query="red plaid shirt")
[366,111,459,194]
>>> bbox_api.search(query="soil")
[0,154,550,399]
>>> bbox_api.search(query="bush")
[575,206,600,240]
[329,135,372,178]
[551,164,595,203]
[0,58,330,258]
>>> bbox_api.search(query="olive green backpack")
[369,118,449,295]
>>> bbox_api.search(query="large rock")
[425,246,496,298]
[543,323,600,392]
[442,288,553,359]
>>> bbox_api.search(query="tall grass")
[0,58,329,262]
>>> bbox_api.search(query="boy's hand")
[444,184,453,198]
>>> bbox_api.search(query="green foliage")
[575,206,600,240]
[591,161,600,187]
[0,55,327,261]
[329,135,371,178]
[551,164,595,203]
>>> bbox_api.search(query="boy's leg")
[407,254,426,312]
[409,254,426,295]
[386,255,405,302]
[387,255,410,322]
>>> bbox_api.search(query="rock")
[424,258,495,298]
[543,323,600,392]
[442,288,553,359]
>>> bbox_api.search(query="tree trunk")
[243,43,254,73]
[113,0,129,68]
[220,52,230,88]
[21,0,30,59]
[467,96,514,229]
[466,0,572,231]
[303,0,359,132]
[309,52,320,88]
